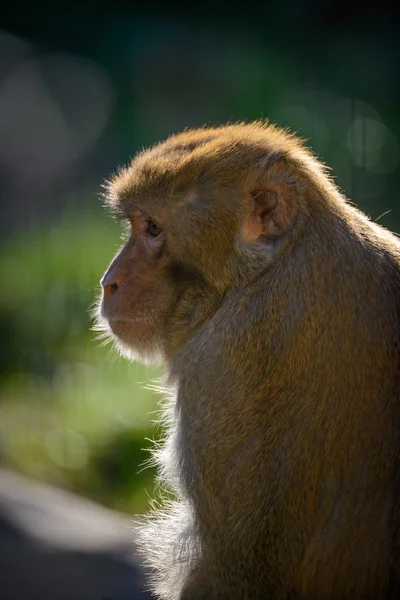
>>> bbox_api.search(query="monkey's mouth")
[108,316,154,325]
[106,310,163,340]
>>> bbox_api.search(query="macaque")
[97,122,400,599]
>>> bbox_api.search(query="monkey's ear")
[243,168,298,243]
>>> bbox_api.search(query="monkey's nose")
[101,273,121,307]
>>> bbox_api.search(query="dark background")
[0,1,399,514]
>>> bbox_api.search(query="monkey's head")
[97,122,330,364]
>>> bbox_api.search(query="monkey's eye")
[147,220,162,237]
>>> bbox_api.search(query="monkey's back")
[172,207,400,599]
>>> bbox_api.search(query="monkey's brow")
[105,189,138,217]
[114,210,130,224]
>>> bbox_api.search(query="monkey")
[97,122,400,599]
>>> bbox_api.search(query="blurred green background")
[0,3,399,515]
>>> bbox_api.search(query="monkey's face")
[98,210,180,364]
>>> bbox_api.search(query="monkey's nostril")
[103,281,119,302]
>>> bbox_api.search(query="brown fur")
[98,122,400,599]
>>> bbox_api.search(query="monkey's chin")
[107,319,164,366]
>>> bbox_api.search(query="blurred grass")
[0,206,161,514]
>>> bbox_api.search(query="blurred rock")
[0,468,151,600]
